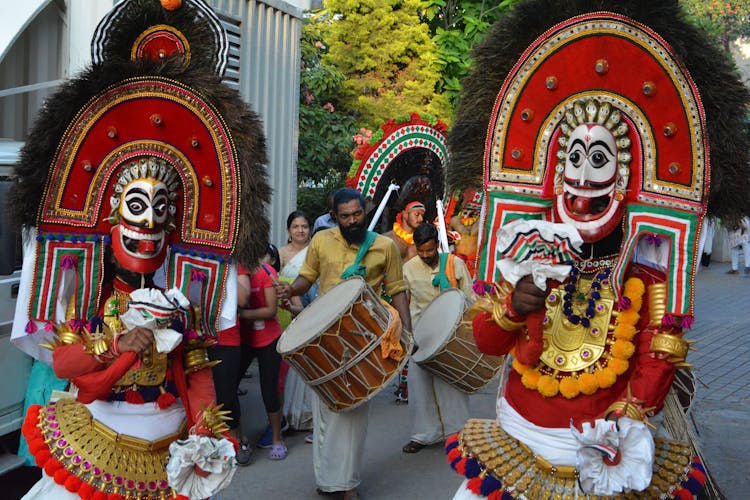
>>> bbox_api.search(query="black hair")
[286,210,312,230]
[265,243,281,273]
[413,223,439,247]
[332,188,365,215]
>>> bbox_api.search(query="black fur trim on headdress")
[447,0,750,222]
[91,0,227,76]
[8,58,270,269]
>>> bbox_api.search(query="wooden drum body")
[277,277,412,412]
[412,289,503,393]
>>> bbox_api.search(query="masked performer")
[443,1,750,498]
[9,1,270,498]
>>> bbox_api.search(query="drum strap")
[341,231,377,279]
[433,253,457,290]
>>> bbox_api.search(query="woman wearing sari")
[278,211,317,433]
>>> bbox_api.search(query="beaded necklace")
[562,264,611,328]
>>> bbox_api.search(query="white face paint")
[111,178,171,274]
[555,123,624,243]
[564,124,617,188]
[120,179,169,228]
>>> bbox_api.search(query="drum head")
[411,288,465,363]
[277,277,365,354]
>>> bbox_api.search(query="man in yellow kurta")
[279,188,412,500]
[401,223,475,453]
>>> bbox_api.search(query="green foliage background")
[295,0,748,216]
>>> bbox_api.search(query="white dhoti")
[409,362,469,445]
[312,394,370,492]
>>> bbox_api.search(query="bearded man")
[278,187,413,500]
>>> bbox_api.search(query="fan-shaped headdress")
[346,112,448,222]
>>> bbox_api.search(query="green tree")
[681,0,750,50]
[297,14,358,217]
[323,0,452,130]
[420,0,519,106]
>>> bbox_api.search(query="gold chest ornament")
[541,274,615,372]
[512,263,644,399]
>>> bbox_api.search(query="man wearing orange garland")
[383,201,426,263]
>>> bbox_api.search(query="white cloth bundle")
[166,435,237,499]
[495,219,583,288]
[120,288,189,353]
[572,417,654,495]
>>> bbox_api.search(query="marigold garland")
[515,277,645,399]
[460,215,479,227]
[392,213,414,245]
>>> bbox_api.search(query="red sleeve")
[472,311,520,356]
[237,264,251,276]
[611,263,677,415]
[185,367,217,422]
[52,344,105,379]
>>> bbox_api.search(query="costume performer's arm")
[52,344,106,379]
[605,264,687,420]
[472,275,547,358]
[185,367,218,424]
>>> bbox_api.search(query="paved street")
[219,262,750,499]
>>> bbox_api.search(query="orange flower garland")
[392,213,414,245]
[513,277,645,399]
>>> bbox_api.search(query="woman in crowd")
[237,244,288,460]
[278,211,317,435]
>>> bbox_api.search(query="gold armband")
[605,400,648,422]
[184,337,221,373]
[496,314,526,332]
[469,279,526,331]
[650,333,694,368]
[647,283,667,326]
[196,404,232,437]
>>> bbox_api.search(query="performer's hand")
[511,275,547,316]
[117,327,155,354]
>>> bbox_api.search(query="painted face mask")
[109,159,179,274]
[554,100,631,242]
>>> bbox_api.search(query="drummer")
[401,223,475,453]
[277,187,412,500]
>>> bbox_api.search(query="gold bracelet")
[496,313,526,331]
[605,400,647,422]
[650,333,693,367]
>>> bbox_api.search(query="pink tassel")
[662,314,676,327]
[190,268,207,282]
[60,255,78,270]
[25,321,38,334]
[184,329,200,340]
[44,322,56,332]
[68,319,86,331]
[681,315,695,330]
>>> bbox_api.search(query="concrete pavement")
[220,262,750,499]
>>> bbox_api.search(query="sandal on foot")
[269,443,288,460]
[402,440,426,453]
